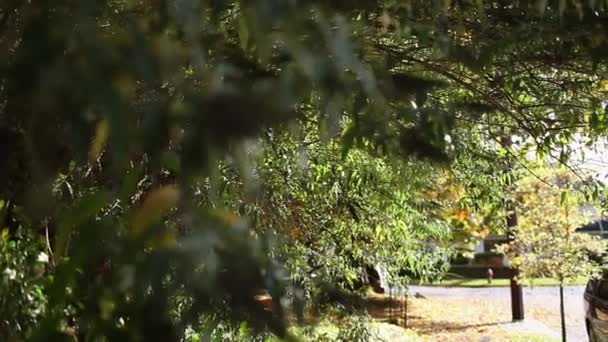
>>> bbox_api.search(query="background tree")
[498,168,607,342]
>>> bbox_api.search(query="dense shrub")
[0,229,49,340]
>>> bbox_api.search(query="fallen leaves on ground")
[364,292,568,341]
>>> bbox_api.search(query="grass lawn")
[414,277,587,287]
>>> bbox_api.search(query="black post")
[560,282,566,342]
[401,286,407,328]
[503,135,524,321]
[388,287,393,321]
[403,289,408,328]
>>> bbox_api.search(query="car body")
[584,275,608,341]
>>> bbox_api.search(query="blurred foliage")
[1,0,608,340]
[293,312,383,342]
[0,228,49,341]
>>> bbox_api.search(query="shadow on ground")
[407,320,512,334]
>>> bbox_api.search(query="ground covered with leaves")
[361,286,587,341]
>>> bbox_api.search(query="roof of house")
[577,219,608,232]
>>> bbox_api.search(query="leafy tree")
[498,168,607,342]
[212,124,455,292]
[1,0,608,340]
[0,227,49,341]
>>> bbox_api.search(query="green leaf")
[341,124,357,159]
[558,0,567,16]
[59,192,110,231]
[536,0,548,15]
[475,0,485,15]
[238,15,249,50]
[590,111,600,129]
[120,166,143,204]
[56,191,110,260]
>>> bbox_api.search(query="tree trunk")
[560,282,567,342]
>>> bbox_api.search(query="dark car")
[584,274,608,341]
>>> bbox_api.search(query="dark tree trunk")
[560,282,567,342]
[403,292,408,328]
[388,287,393,321]
[503,135,524,321]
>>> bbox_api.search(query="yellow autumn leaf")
[208,209,241,226]
[113,74,136,98]
[456,208,469,221]
[149,229,177,249]
[131,186,179,237]
[89,119,109,162]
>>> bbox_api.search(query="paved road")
[407,285,587,341]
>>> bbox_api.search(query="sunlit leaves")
[3,0,608,340]
[497,168,607,284]
[249,126,454,289]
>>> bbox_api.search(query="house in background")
[473,202,605,254]
[471,233,509,267]
[453,215,608,272]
